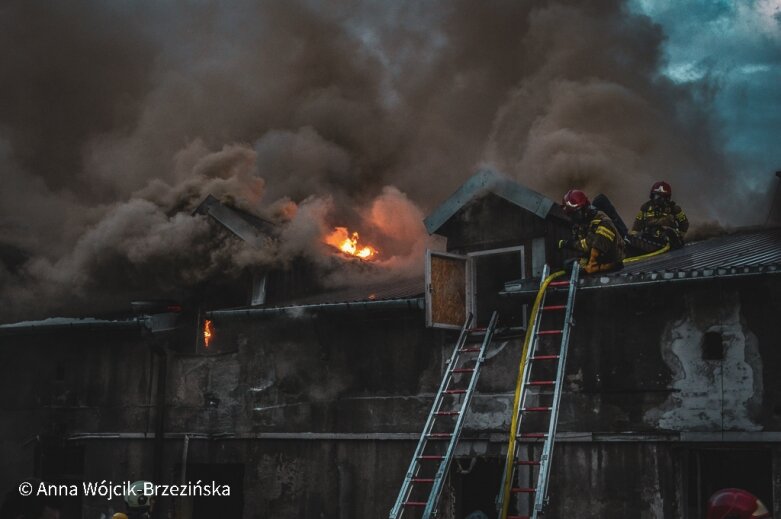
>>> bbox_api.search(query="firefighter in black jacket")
[630,181,689,251]
[558,189,625,274]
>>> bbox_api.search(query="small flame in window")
[203,319,214,348]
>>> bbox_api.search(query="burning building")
[1,170,780,518]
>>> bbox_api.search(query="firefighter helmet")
[125,480,153,510]
[650,181,672,199]
[706,488,771,519]
[562,190,590,214]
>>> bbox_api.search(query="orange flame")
[203,319,213,348]
[325,227,378,259]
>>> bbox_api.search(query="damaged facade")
[1,170,781,518]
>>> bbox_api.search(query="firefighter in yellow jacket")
[558,189,625,274]
[629,181,689,251]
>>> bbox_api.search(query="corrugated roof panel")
[269,276,424,307]
[580,227,781,288]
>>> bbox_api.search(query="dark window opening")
[34,440,84,518]
[453,457,503,519]
[472,249,524,327]
[686,448,772,518]
[702,331,724,360]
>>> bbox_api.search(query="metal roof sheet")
[582,226,781,289]
[193,195,274,247]
[424,169,557,234]
[268,276,424,307]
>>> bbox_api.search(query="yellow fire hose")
[499,243,670,517]
[623,242,671,264]
[499,269,565,519]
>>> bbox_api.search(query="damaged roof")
[193,194,275,247]
[424,169,559,235]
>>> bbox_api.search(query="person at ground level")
[629,180,689,252]
[706,488,771,519]
[113,481,154,519]
[558,189,625,274]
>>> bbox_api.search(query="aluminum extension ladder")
[390,311,499,519]
[497,264,579,519]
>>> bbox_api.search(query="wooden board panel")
[429,254,466,327]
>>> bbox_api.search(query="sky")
[631,0,781,192]
[0,0,779,320]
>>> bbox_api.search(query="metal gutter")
[206,297,425,321]
[501,265,781,297]
[64,431,781,443]
[0,317,143,336]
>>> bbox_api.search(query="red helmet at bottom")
[706,488,771,519]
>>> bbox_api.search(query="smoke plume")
[0,0,765,320]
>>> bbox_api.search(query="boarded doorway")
[426,251,468,329]
[426,247,525,329]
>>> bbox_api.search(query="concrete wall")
[1,275,780,518]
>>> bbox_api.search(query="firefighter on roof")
[558,189,625,274]
[629,181,689,252]
[706,488,771,519]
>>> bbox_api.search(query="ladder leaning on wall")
[389,311,499,519]
[497,263,580,519]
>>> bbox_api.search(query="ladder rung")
[434,411,459,416]
[531,354,560,361]
[411,478,435,483]
[516,460,541,466]
[459,347,481,353]
[523,406,552,412]
[510,488,537,495]
[543,304,567,311]
[537,329,562,335]
[469,327,487,332]
[528,380,555,386]
[451,368,475,373]
[519,433,548,439]
[444,389,467,394]
[548,281,570,287]
[417,455,444,460]
[403,501,427,507]
[427,433,452,439]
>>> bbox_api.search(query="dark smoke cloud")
[0,0,762,320]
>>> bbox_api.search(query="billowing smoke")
[0,0,767,320]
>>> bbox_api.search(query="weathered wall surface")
[1,275,780,517]
[562,276,781,435]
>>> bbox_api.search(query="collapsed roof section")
[193,194,275,248]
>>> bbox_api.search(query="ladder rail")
[389,313,474,519]
[532,264,580,517]
[497,265,563,518]
[422,311,499,519]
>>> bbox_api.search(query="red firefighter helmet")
[562,189,590,214]
[706,488,771,519]
[650,181,672,199]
